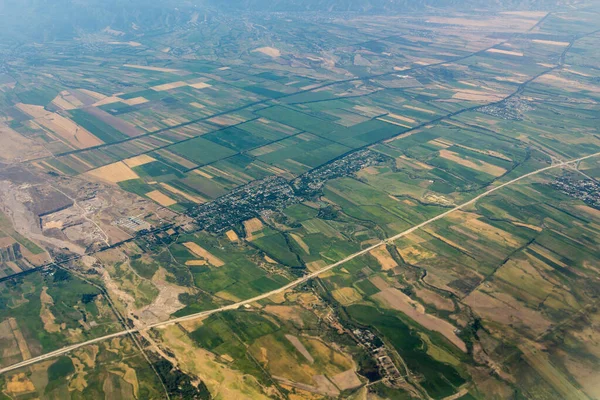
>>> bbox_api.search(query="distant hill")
[0,0,581,43]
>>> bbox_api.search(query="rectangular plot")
[167,137,237,165]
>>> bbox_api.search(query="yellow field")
[185,260,208,266]
[377,117,411,128]
[189,82,212,89]
[145,190,177,207]
[123,64,180,73]
[87,161,139,184]
[17,103,103,149]
[486,48,524,57]
[160,326,272,400]
[387,113,416,123]
[5,373,35,396]
[532,39,570,46]
[243,218,264,240]
[369,246,398,271]
[160,183,205,203]
[331,287,362,305]
[290,233,310,253]
[225,230,239,242]
[183,242,224,267]
[151,81,188,91]
[439,149,507,176]
[452,90,506,102]
[123,96,148,105]
[123,154,155,168]
[403,104,436,114]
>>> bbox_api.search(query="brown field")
[145,190,177,206]
[183,242,224,267]
[17,103,103,149]
[374,288,466,351]
[0,122,50,162]
[93,96,122,107]
[285,334,314,363]
[387,113,416,123]
[464,290,551,335]
[87,161,139,184]
[439,149,507,176]
[486,48,524,56]
[159,326,272,400]
[403,104,436,114]
[51,90,84,110]
[377,117,411,128]
[123,154,156,168]
[306,260,327,272]
[532,39,570,46]
[448,211,520,248]
[265,305,306,327]
[369,246,398,271]
[151,81,188,91]
[243,218,264,240]
[456,144,512,161]
[290,233,310,253]
[123,64,180,73]
[185,260,208,266]
[160,183,205,204]
[122,96,148,105]
[5,373,36,396]
[331,287,362,305]
[225,230,239,242]
[253,47,281,57]
[397,155,434,170]
[84,106,144,137]
[415,287,455,312]
[452,90,507,102]
[331,369,362,391]
[189,82,212,89]
[369,275,390,291]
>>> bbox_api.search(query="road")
[1,151,599,375]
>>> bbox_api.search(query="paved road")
[1,151,599,375]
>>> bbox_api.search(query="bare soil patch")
[331,369,362,391]
[369,246,398,271]
[183,242,224,267]
[87,161,139,184]
[374,288,466,351]
[145,190,177,207]
[243,218,264,241]
[253,47,281,57]
[285,335,314,363]
[439,149,506,176]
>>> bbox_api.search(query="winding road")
[1,150,599,375]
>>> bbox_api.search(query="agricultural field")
[0,1,599,399]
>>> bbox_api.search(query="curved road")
[1,151,599,375]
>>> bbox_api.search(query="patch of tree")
[53,268,70,282]
[153,359,211,399]
[317,205,338,220]
[356,349,382,382]
[81,293,99,304]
